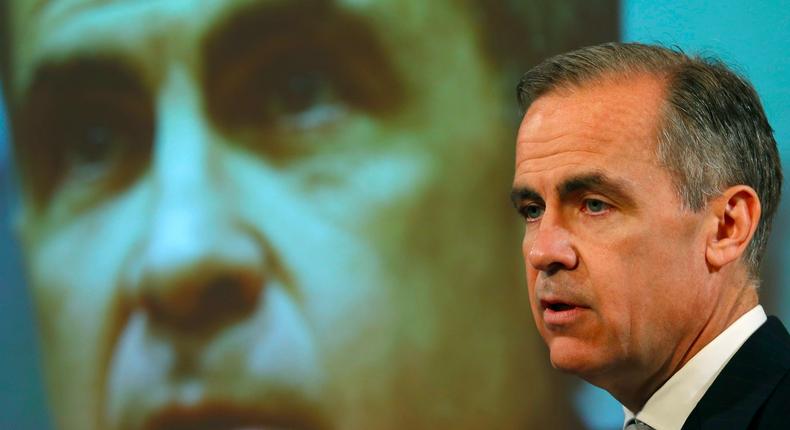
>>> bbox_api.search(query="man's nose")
[526,215,578,275]
[125,66,267,333]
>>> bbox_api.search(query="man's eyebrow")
[558,173,636,207]
[510,173,637,210]
[510,186,543,208]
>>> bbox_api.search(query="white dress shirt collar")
[622,305,767,430]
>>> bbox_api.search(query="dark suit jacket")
[681,316,790,429]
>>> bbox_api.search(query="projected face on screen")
[6,0,575,429]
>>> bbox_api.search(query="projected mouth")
[105,288,329,430]
[144,402,324,430]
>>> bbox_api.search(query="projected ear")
[705,185,761,269]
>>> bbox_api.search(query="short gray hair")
[516,42,782,275]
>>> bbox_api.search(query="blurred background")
[1,1,787,429]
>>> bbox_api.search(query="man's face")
[512,75,717,388]
[9,1,543,429]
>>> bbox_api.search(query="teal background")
[1,1,788,429]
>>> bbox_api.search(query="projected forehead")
[10,0,413,95]
[11,0,412,207]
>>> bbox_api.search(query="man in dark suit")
[511,42,788,429]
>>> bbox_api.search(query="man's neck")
[613,282,759,412]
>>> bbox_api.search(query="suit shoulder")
[750,317,790,428]
[752,367,790,428]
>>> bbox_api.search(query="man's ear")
[705,185,761,269]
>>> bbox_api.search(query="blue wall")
[0,86,52,429]
[624,1,790,163]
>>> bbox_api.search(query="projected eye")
[61,103,150,183]
[16,60,154,206]
[276,71,346,129]
[228,61,348,131]
[205,7,404,149]
[75,125,117,165]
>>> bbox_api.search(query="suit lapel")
[682,316,790,430]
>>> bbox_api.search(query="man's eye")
[583,199,610,214]
[521,204,545,221]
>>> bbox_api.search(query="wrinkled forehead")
[513,74,670,196]
[7,0,464,99]
[517,75,667,156]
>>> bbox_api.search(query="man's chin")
[546,337,603,376]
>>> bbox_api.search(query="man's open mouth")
[540,299,580,312]
[544,302,575,312]
[539,298,589,325]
